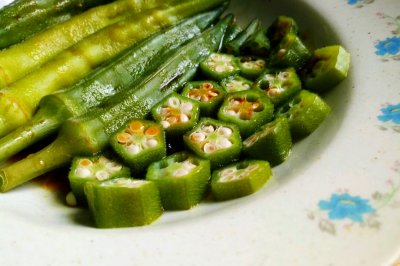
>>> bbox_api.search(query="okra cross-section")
[110,119,166,175]
[183,118,242,169]
[151,92,200,137]
[242,29,271,57]
[85,178,163,228]
[237,56,267,80]
[267,16,299,46]
[243,117,292,166]
[253,67,301,106]
[146,151,211,210]
[211,160,272,201]
[220,75,253,93]
[200,53,240,81]
[68,155,130,205]
[275,90,331,139]
[217,90,274,138]
[181,81,226,116]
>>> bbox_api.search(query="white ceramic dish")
[0,0,399,265]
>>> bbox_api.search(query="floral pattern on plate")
[375,13,400,60]
[346,0,374,8]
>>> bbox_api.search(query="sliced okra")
[200,53,240,81]
[243,116,292,166]
[223,22,243,46]
[68,155,130,205]
[220,75,253,93]
[302,45,351,93]
[242,28,271,57]
[224,18,261,55]
[267,16,298,46]
[183,118,242,169]
[211,160,272,201]
[146,151,211,210]
[275,90,331,139]
[84,178,163,228]
[110,119,166,175]
[253,67,301,106]
[151,92,200,137]
[181,80,226,116]
[237,56,267,80]
[269,33,311,70]
[217,89,274,138]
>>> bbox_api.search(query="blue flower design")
[375,36,400,56]
[319,193,375,222]
[378,104,400,124]
[347,0,360,5]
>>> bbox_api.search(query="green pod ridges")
[224,18,260,55]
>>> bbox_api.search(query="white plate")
[1,0,400,265]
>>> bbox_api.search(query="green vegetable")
[85,178,163,228]
[0,12,231,192]
[0,0,167,87]
[181,80,226,116]
[0,0,224,138]
[211,160,272,201]
[217,89,274,138]
[0,0,114,49]
[68,155,130,205]
[200,52,240,81]
[237,56,267,80]
[222,21,242,46]
[0,9,222,163]
[110,119,166,175]
[242,28,271,57]
[146,151,211,210]
[220,75,252,93]
[183,118,242,169]
[302,45,351,93]
[243,116,292,166]
[224,18,260,55]
[267,15,298,46]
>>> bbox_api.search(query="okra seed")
[96,170,110,181]
[203,82,213,89]
[181,102,193,112]
[202,125,215,134]
[168,97,181,108]
[217,138,232,149]
[146,139,158,148]
[215,65,226,73]
[180,114,190,123]
[78,158,93,167]
[182,160,197,171]
[161,120,170,128]
[145,127,159,137]
[190,132,206,142]
[174,168,190,177]
[226,109,238,117]
[129,121,144,133]
[203,143,217,154]
[216,126,232,137]
[117,132,132,144]
[105,162,123,172]
[75,167,92,178]
[127,144,141,155]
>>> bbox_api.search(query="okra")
[0,0,167,87]
[68,155,130,205]
[200,53,240,81]
[85,178,163,228]
[253,67,302,106]
[0,12,231,192]
[183,118,242,169]
[217,89,274,138]
[242,29,271,57]
[0,9,222,162]
[146,151,211,210]
[0,0,225,137]
[222,21,242,46]
[275,90,331,139]
[269,32,311,70]
[237,56,267,80]
[267,16,298,46]
[220,75,253,93]
[110,119,166,175]
[0,0,113,49]
[151,93,200,137]
[181,81,226,116]
[243,116,292,166]
[302,45,351,93]
[224,18,260,55]
[211,160,272,201]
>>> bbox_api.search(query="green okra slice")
[181,81,226,116]
[302,45,351,93]
[242,28,271,57]
[183,118,242,169]
[217,90,274,138]
[267,16,299,46]
[224,18,260,55]
[243,116,292,166]
[220,75,253,93]
[151,92,200,137]
[85,178,163,228]
[237,56,267,80]
[211,160,272,201]
[275,90,331,139]
[68,155,130,205]
[146,151,211,210]
[253,67,302,106]
[110,119,166,175]
[222,22,243,46]
[269,33,311,70]
[200,53,240,81]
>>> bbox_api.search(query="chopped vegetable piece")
[224,18,260,55]
[253,67,301,106]
[183,118,242,169]
[222,21,243,46]
[220,75,253,93]
[275,90,331,139]
[242,28,271,57]
[217,90,274,138]
[237,56,267,80]
[211,160,272,201]
[243,117,292,166]
[85,178,163,228]
[181,80,226,116]
[267,15,298,45]
[146,151,211,210]
[200,53,240,81]
[302,45,351,92]
[110,119,166,175]
[68,155,130,205]
[151,93,200,137]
